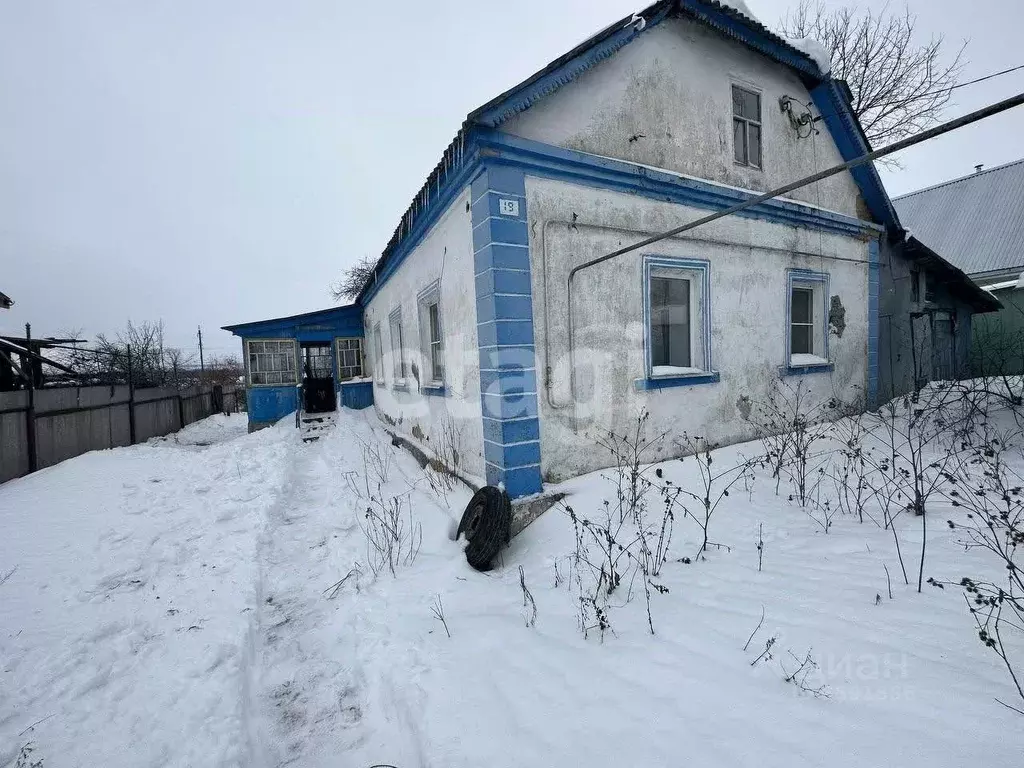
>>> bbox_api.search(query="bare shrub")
[829,410,877,525]
[781,649,830,698]
[358,443,421,578]
[941,420,1024,714]
[864,383,968,592]
[430,595,451,638]
[673,434,755,559]
[360,493,422,578]
[565,409,674,637]
[753,378,838,503]
[519,566,538,628]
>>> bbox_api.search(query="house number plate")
[498,198,520,217]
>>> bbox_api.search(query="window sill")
[422,383,447,397]
[780,357,833,376]
[635,371,721,391]
[392,380,410,392]
[339,378,372,387]
[248,381,298,388]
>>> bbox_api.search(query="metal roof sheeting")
[893,159,1024,278]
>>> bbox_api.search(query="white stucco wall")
[503,16,865,219]
[527,175,871,482]
[362,187,485,480]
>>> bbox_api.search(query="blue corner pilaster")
[867,238,880,407]
[472,165,543,499]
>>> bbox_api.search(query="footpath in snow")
[2,405,1023,767]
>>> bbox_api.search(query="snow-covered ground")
[1,407,1022,767]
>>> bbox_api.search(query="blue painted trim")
[482,416,540,445]
[786,268,830,365]
[471,7,673,127]
[476,130,880,239]
[677,0,820,78]
[642,256,714,378]
[809,81,899,233]
[635,372,721,391]
[780,363,834,377]
[867,238,880,406]
[470,2,824,130]
[359,138,481,306]
[421,385,447,397]
[472,165,543,498]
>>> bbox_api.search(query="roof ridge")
[893,157,1024,201]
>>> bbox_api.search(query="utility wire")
[946,64,1024,93]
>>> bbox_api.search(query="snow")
[652,364,705,376]
[3,406,1023,767]
[718,0,760,23]
[789,35,834,75]
[790,353,830,367]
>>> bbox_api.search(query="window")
[910,268,921,303]
[787,270,829,368]
[373,324,384,385]
[427,303,444,381]
[732,85,762,169]
[336,337,363,381]
[651,276,691,369]
[246,339,296,386]
[643,257,713,383]
[389,309,406,383]
[417,281,444,387]
[923,270,937,304]
[790,287,814,355]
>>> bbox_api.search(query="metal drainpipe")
[560,92,1024,425]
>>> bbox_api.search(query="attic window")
[732,85,762,169]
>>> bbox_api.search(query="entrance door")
[301,343,336,413]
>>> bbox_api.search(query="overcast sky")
[1,0,1021,355]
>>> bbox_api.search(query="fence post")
[24,323,37,473]
[127,345,137,444]
[177,390,185,430]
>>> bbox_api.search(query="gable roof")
[902,236,1001,313]
[892,159,1024,279]
[355,0,900,306]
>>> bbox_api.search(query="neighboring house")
[893,160,1023,377]
[223,305,371,431]
[0,291,12,310]
[228,0,989,499]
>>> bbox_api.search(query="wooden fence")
[0,383,240,483]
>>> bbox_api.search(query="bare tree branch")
[779,1,967,148]
[331,255,377,302]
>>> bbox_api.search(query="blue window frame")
[784,269,832,376]
[637,256,719,390]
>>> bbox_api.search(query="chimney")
[975,164,985,173]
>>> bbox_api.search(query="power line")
[905,64,1024,102]
[948,64,1024,93]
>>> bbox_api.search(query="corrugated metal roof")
[892,159,1024,278]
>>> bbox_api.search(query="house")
[228,0,990,499]
[222,305,371,432]
[893,160,1023,377]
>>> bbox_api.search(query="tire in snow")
[457,486,512,571]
